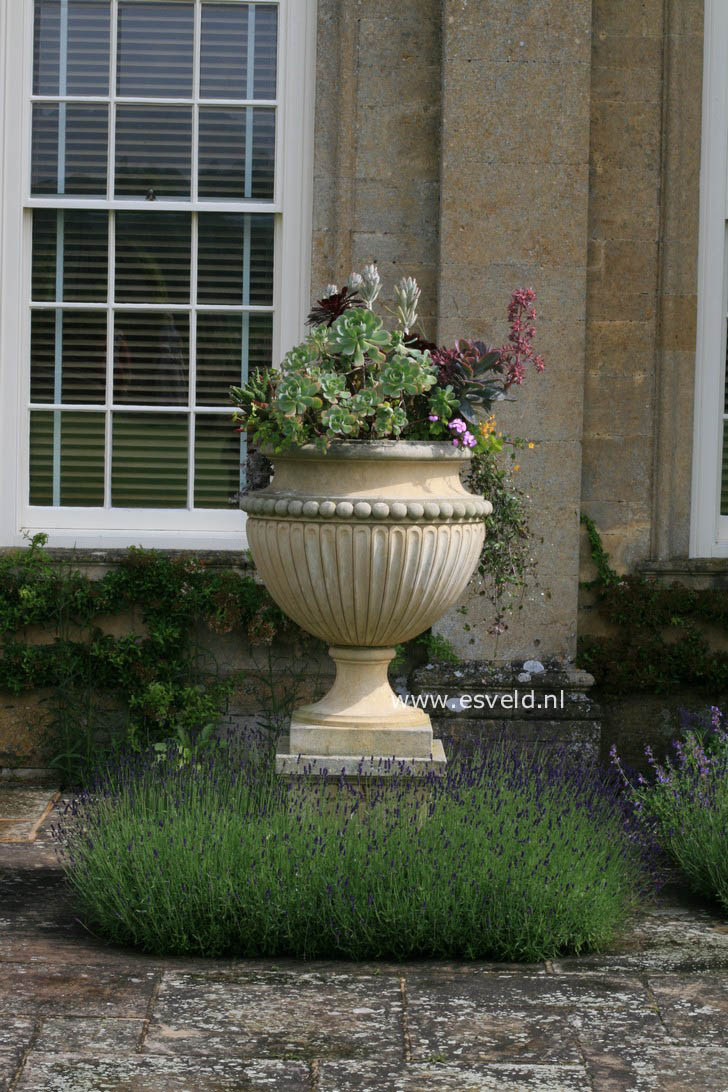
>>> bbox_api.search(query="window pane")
[196,312,272,405]
[195,414,241,508]
[113,312,189,406]
[117,0,194,98]
[31,104,108,196]
[33,0,110,97]
[198,107,275,199]
[197,213,274,305]
[252,5,278,99]
[31,309,107,403]
[115,211,190,303]
[200,3,278,100]
[115,106,191,198]
[32,209,108,303]
[29,410,105,506]
[112,412,188,507]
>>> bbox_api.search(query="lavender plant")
[54,745,647,960]
[611,707,728,912]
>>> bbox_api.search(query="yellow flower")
[528,442,535,449]
[479,415,496,438]
[513,464,520,472]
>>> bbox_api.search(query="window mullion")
[188,211,199,510]
[103,3,119,509]
[104,209,116,509]
[109,0,118,199]
[192,0,201,204]
[50,0,70,506]
[186,1,202,511]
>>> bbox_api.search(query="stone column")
[435,0,594,664]
[310,0,442,335]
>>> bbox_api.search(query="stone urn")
[241,441,490,772]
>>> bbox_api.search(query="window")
[692,0,728,556]
[0,0,316,548]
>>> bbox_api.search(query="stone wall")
[310,0,442,335]
[580,0,704,579]
[434,0,594,664]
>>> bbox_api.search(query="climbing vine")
[577,517,728,694]
[0,535,295,781]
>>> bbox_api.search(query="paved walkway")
[1,801,728,1090]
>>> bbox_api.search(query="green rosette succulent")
[328,309,392,366]
[274,375,323,418]
[380,353,436,398]
[322,404,359,435]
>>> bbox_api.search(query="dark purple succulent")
[306,285,363,327]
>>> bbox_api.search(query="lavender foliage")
[54,743,649,961]
[611,706,728,913]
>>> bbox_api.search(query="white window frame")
[691,0,728,556]
[0,0,317,550]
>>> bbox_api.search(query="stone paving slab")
[0,787,59,817]
[318,1060,592,1090]
[0,1019,34,1092]
[0,787,59,843]
[0,1055,22,1092]
[145,969,404,1061]
[0,1017,35,1053]
[33,1016,147,1055]
[582,1045,728,1091]
[0,820,36,841]
[0,962,158,1018]
[12,1054,312,1091]
[647,972,728,1045]
[407,1000,581,1065]
[405,968,650,1012]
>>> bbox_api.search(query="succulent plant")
[231,271,545,454]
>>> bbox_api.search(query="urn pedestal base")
[275,737,446,777]
[277,646,446,776]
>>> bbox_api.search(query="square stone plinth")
[275,736,446,777]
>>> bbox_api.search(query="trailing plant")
[578,517,728,694]
[0,534,298,783]
[611,707,728,912]
[55,743,649,961]
[467,428,537,635]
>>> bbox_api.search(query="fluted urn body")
[241,441,489,768]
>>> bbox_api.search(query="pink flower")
[428,414,439,422]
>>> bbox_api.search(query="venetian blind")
[28,0,278,512]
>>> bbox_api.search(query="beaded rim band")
[241,494,492,521]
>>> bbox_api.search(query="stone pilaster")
[310,0,442,334]
[435,0,594,662]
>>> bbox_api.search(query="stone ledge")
[409,659,599,722]
[639,558,728,588]
[275,735,447,777]
[0,547,255,572]
[0,768,57,782]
